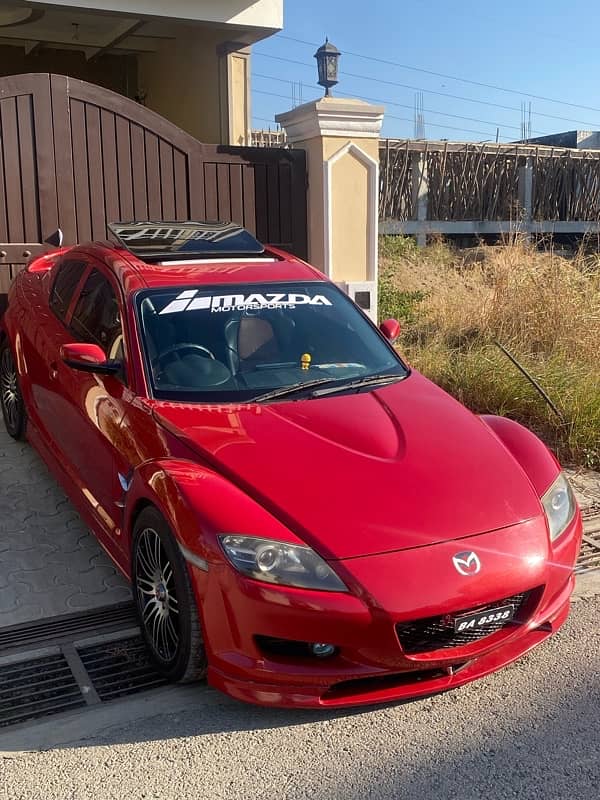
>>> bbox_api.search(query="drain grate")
[0,602,137,656]
[79,637,167,702]
[0,652,86,728]
[576,530,600,574]
[0,604,168,730]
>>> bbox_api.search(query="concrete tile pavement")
[566,467,600,518]
[0,423,130,629]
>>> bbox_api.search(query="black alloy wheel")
[132,506,206,683]
[0,341,27,440]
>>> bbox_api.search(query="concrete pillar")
[276,97,384,322]
[411,152,428,247]
[218,42,251,146]
[518,156,533,240]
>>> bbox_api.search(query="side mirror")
[379,318,401,344]
[61,343,121,375]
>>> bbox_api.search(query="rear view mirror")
[61,343,121,375]
[379,318,401,343]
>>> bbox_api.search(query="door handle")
[49,361,58,380]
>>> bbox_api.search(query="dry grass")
[379,236,600,468]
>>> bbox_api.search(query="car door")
[46,264,133,557]
[22,257,89,449]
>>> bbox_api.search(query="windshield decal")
[159,290,333,315]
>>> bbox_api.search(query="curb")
[573,570,600,600]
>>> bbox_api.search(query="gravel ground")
[1,597,598,800]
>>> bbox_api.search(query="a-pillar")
[276,97,384,322]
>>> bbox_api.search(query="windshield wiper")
[309,373,404,397]
[251,373,404,403]
[251,377,345,403]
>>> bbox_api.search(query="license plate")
[453,604,515,633]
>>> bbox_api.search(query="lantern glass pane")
[326,54,338,79]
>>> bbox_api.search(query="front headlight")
[541,473,576,541]
[218,535,347,592]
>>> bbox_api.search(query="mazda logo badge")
[452,551,481,576]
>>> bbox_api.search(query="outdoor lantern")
[314,38,341,97]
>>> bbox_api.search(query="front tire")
[0,340,27,440]
[132,507,207,683]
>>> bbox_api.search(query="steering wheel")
[155,343,216,368]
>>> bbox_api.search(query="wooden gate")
[0,73,307,311]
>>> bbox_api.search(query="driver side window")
[70,268,126,376]
[49,259,86,321]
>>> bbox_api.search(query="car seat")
[224,315,281,373]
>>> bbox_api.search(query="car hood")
[152,372,544,559]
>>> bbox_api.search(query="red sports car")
[0,221,582,708]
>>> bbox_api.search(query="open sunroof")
[108,221,265,262]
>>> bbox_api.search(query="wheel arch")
[479,414,561,497]
[123,458,304,564]
[129,496,156,531]
[124,464,201,559]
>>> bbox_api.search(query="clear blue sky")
[252,0,600,142]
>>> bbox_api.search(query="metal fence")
[379,139,600,240]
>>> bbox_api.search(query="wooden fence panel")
[0,73,308,308]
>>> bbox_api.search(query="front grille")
[397,591,532,654]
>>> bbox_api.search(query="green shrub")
[378,267,426,324]
[378,235,419,260]
[378,237,600,468]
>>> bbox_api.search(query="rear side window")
[49,260,85,320]
[70,268,124,360]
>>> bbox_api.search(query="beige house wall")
[276,98,384,321]
[297,136,326,270]
[324,137,379,283]
[138,29,223,143]
[329,150,369,283]
[139,29,251,145]
[0,1,275,146]
[0,45,136,96]
[230,51,251,146]
[282,133,380,280]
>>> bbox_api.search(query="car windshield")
[137,281,408,402]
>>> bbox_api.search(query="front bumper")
[191,513,582,708]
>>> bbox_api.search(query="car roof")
[69,221,327,294]
[72,241,326,294]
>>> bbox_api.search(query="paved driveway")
[1,598,598,799]
[0,424,130,628]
